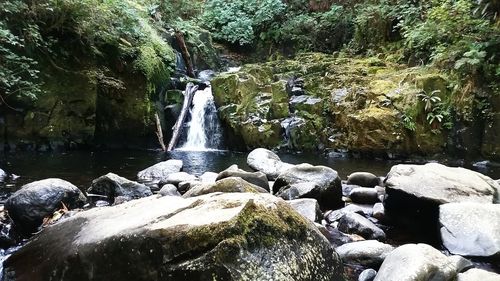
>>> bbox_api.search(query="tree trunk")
[167,83,198,151]
[155,113,166,151]
[175,30,195,78]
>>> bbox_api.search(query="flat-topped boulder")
[439,202,500,257]
[5,178,86,235]
[336,240,394,267]
[273,163,342,210]
[247,148,294,180]
[137,160,183,183]
[385,163,499,204]
[3,193,343,281]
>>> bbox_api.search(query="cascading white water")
[178,85,223,151]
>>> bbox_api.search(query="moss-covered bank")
[212,52,495,159]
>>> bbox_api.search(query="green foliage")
[0,0,178,109]
[418,90,442,112]
[202,0,286,45]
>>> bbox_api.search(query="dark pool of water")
[1,149,499,198]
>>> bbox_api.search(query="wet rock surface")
[3,193,344,281]
[338,213,386,241]
[5,178,86,235]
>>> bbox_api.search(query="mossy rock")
[4,193,344,281]
[183,177,268,198]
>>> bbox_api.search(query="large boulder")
[5,179,86,235]
[273,164,342,210]
[384,163,500,242]
[137,160,183,183]
[385,163,499,204]
[3,193,344,281]
[88,173,152,203]
[439,202,500,257]
[216,166,269,191]
[457,269,500,281]
[336,240,394,267]
[183,177,268,198]
[374,244,462,281]
[247,148,294,180]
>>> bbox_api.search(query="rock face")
[211,53,452,154]
[385,163,499,204]
[457,269,500,281]
[5,179,86,235]
[183,177,268,198]
[247,148,294,180]
[347,172,380,188]
[273,164,342,210]
[287,199,322,222]
[88,173,152,202]
[3,193,344,281]
[374,244,462,281]
[336,240,394,267]
[137,160,183,183]
[439,202,500,257]
[338,213,385,241]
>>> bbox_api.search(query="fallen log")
[175,30,195,78]
[167,82,198,151]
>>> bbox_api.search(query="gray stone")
[273,163,342,210]
[5,178,86,235]
[358,269,377,281]
[287,199,322,222]
[163,172,197,186]
[0,169,7,182]
[349,188,379,204]
[457,269,500,281]
[374,244,459,281]
[4,193,344,281]
[137,159,183,183]
[200,172,218,183]
[216,166,269,191]
[88,173,152,202]
[177,181,201,194]
[336,240,394,267]
[247,148,294,180]
[322,226,365,247]
[183,177,268,198]
[347,172,380,188]
[338,213,385,241]
[385,163,499,204]
[158,184,181,197]
[440,202,500,257]
[342,184,360,197]
[372,203,385,221]
[448,256,474,273]
[325,204,366,223]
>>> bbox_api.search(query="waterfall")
[178,85,223,151]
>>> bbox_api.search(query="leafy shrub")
[202,0,286,45]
